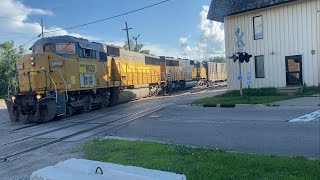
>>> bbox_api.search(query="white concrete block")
[30,158,187,180]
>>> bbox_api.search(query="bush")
[220,88,279,97]
[302,86,320,94]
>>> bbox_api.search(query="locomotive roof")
[31,36,198,62]
[31,35,101,50]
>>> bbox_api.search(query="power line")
[43,0,170,35]
[13,0,171,50]
[0,16,25,23]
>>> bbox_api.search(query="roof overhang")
[207,0,299,22]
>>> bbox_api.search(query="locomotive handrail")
[50,70,69,102]
[48,74,58,103]
[25,70,48,92]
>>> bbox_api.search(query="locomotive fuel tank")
[114,86,150,105]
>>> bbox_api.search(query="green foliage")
[208,56,226,63]
[123,40,150,54]
[0,41,24,98]
[139,50,150,55]
[192,88,301,105]
[193,96,299,105]
[84,140,320,180]
[301,86,320,95]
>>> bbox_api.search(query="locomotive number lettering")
[80,63,96,73]
[86,65,95,73]
[51,61,63,67]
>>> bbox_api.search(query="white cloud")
[143,43,180,57]
[103,40,125,47]
[179,5,225,60]
[0,0,93,48]
[179,37,188,45]
[0,1,224,60]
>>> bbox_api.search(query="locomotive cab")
[7,36,106,123]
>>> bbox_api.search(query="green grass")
[193,87,305,105]
[300,86,320,96]
[193,96,299,105]
[221,88,279,97]
[83,140,320,180]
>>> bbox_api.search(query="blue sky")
[0,0,225,59]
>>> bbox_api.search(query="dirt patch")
[0,101,6,110]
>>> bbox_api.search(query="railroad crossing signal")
[244,53,252,63]
[231,53,238,62]
[229,52,252,63]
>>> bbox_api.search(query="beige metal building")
[208,0,320,90]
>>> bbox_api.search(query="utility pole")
[133,34,140,52]
[122,22,133,50]
[41,18,44,38]
[235,27,245,97]
[238,60,243,97]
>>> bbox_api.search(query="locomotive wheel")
[5,100,20,122]
[66,106,73,117]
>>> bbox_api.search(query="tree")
[0,41,24,98]
[208,56,226,63]
[123,40,150,55]
[123,40,136,51]
[139,50,150,55]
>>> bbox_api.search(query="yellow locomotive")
[6,35,204,123]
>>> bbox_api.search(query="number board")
[79,63,96,73]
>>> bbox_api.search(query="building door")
[285,55,303,86]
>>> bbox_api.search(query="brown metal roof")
[207,0,298,22]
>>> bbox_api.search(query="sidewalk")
[271,97,320,107]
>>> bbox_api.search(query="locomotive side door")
[160,58,166,82]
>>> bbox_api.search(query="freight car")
[5,36,200,123]
[202,61,227,86]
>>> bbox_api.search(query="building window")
[255,56,265,78]
[253,16,263,40]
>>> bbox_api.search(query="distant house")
[208,0,320,90]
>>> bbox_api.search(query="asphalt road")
[111,104,320,158]
[0,87,319,179]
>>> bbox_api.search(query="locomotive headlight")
[36,94,42,100]
[30,57,36,66]
[11,96,16,102]
[30,61,36,66]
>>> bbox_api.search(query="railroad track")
[0,86,211,136]
[0,87,221,163]
[0,100,174,163]
[0,99,160,148]
[0,97,157,137]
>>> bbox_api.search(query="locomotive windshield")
[56,43,76,54]
[44,44,55,53]
[32,45,43,53]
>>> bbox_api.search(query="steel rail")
[0,87,216,162]
[0,99,176,163]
